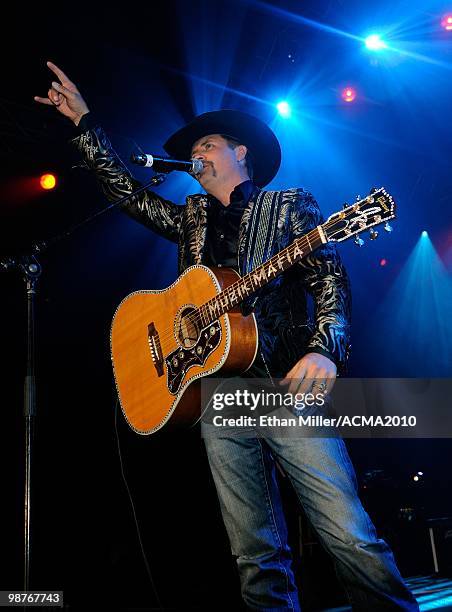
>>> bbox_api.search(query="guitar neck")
[198,225,326,326]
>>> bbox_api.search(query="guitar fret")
[228,285,237,305]
[251,266,267,286]
[242,276,252,294]
[219,292,229,309]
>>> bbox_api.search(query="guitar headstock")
[323,187,396,244]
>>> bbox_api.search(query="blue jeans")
[202,428,419,611]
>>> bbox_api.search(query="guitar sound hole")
[177,306,200,349]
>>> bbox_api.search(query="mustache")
[196,161,217,180]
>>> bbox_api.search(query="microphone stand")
[0,173,167,591]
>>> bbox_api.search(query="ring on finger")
[311,380,327,393]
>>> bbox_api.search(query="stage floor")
[325,575,452,611]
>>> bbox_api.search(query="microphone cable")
[113,393,165,610]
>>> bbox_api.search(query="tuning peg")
[369,228,379,240]
[354,235,364,247]
[342,202,349,209]
[384,222,393,233]
[355,195,361,201]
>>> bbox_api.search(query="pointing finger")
[47,61,75,87]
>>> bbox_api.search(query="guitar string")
[157,207,351,343]
[153,203,390,350]
[145,202,391,352]
[152,204,389,351]
[157,203,378,342]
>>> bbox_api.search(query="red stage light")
[39,174,57,190]
[441,15,452,30]
[342,87,357,103]
[380,258,387,267]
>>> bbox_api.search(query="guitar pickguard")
[166,321,222,394]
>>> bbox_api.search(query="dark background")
[1,1,451,609]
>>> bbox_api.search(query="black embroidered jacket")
[71,122,351,377]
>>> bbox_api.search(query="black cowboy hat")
[163,109,281,187]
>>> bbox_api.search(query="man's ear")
[235,144,248,163]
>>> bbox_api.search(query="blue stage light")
[371,230,452,376]
[277,101,291,117]
[365,34,387,51]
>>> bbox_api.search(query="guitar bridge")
[148,322,164,377]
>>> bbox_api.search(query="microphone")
[130,153,203,176]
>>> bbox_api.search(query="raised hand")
[34,61,89,126]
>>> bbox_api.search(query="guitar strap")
[240,189,284,314]
[242,190,281,273]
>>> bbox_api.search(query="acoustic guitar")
[111,188,395,434]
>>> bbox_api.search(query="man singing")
[35,61,418,610]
